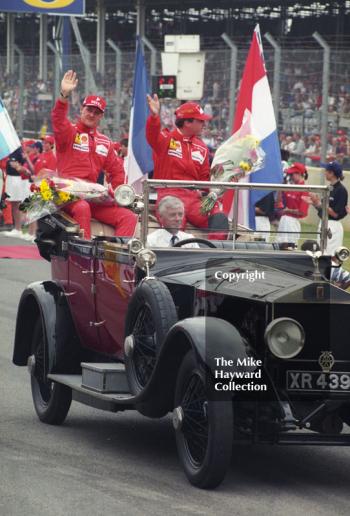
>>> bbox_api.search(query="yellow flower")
[58,191,70,203]
[40,179,50,193]
[239,161,252,172]
[41,190,53,201]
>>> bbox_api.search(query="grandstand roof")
[97,0,348,9]
[1,0,350,53]
[84,0,350,48]
[89,0,349,15]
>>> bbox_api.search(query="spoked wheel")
[174,351,233,489]
[125,280,177,395]
[131,304,158,388]
[30,319,72,425]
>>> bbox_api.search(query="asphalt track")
[1,233,350,516]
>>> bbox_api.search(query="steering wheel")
[173,238,217,248]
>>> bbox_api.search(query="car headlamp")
[334,246,350,263]
[264,318,305,359]
[114,184,136,207]
[135,249,157,273]
[128,238,144,255]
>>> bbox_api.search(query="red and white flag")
[222,25,283,227]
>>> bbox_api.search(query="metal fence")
[1,42,350,154]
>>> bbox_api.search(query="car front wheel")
[124,279,177,395]
[174,350,233,489]
[30,319,72,425]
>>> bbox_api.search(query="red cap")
[175,102,212,121]
[286,162,307,175]
[43,135,55,145]
[23,139,35,147]
[83,95,106,112]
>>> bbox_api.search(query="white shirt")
[147,229,199,248]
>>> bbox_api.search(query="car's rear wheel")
[124,280,177,395]
[30,319,72,425]
[174,351,233,489]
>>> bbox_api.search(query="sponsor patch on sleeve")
[191,149,205,165]
[96,144,109,157]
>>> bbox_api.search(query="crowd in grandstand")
[2,45,350,171]
[2,59,350,169]
[280,131,350,168]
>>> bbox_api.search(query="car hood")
[153,249,341,303]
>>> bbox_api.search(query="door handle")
[60,291,77,297]
[89,320,106,327]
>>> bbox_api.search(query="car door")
[67,238,99,351]
[94,241,136,358]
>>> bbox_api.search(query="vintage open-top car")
[13,179,350,489]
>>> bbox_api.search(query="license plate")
[287,370,350,392]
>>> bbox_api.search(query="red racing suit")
[51,99,136,239]
[146,114,221,228]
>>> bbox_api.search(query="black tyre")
[174,351,233,489]
[340,404,350,427]
[124,280,177,395]
[30,319,72,425]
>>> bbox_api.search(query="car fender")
[13,281,80,374]
[135,316,250,417]
[163,316,249,372]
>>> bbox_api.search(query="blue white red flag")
[222,25,283,228]
[127,38,154,190]
[0,98,21,160]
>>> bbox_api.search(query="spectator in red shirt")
[51,70,137,239]
[146,93,228,235]
[26,141,42,173]
[277,162,309,244]
[34,135,57,176]
[0,158,13,228]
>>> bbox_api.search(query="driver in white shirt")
[147,196,199,248]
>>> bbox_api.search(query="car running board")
[48,362,135,413]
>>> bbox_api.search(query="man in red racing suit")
[51,70,137,239]
[146,95,228,234]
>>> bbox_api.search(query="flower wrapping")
[201,113,265,214]
[19,176,113,224]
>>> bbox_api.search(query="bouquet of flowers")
[201,114,265,214]
[19,176,112,224]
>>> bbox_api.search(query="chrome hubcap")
[124,335,135,357]
[27,354,36,376]
[173,406,184,430]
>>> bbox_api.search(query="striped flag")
[0,98,21,160]
[127,37,154,191]
[223,25,283,228]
